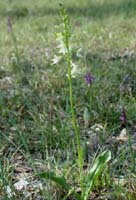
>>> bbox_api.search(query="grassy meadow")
[0,0,136,199]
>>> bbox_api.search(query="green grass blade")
[83,150,111,200]
[63,188,83,200]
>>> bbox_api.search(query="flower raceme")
[120,108,127,125]
[51,32,81,78]
[85,72,95,85]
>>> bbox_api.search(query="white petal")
[51,55,61,65]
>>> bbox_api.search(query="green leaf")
[83,150,111,200]
[39,171,70,191]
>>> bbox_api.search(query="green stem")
[67,37,83,174]
[60,5,83,190]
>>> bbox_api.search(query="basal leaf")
[83,150,111,200]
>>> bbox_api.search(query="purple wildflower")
[7,16,12,33]
[85,72,95,85]
[120,108,127,124]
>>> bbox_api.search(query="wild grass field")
[0,0,136,199]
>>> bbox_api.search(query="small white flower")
[71,62,78,78]
[66,62,80,78]
[57,43,67,55]
[56,32,68,55]
[51,55,61,65]
[76,48,83,58]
